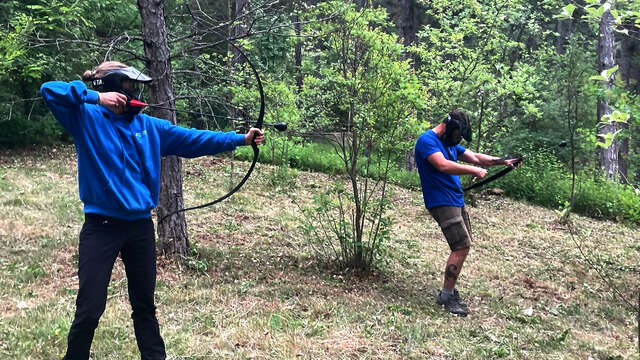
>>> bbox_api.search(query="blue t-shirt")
[414,129,467,209]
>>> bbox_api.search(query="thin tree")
[596,8,623,182]
[397,0,419,172]
[138,0,190,256]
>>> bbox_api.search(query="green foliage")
[292,2,427,270]
[492,152,640,223]
[266,165,298,192]
[237,137,421,188]
[241,136,639,224]
[0,0,141,147]
[185,242,209,273]
[573,177,640,223]
[495,152,570,207]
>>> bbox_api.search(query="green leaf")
[596,129,622,148]
[562,4,577,18]
[585,7,603,20]
[601,110,629,123]
[596,132,616,148]
[591,65,619,81]
[604,65,619,79]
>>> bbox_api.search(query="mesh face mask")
[91,67,152,115]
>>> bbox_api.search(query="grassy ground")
[0,145,638,359]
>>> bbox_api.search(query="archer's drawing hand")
[472,167,488,179]
[245,128,265,145]
[98,92,127,109]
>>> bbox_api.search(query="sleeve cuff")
[86,90,100,104]
[233,133,246,146]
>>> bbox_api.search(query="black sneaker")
[436,290,468,317]
[452,289,468,308]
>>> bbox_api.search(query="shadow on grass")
[166,233,445,316]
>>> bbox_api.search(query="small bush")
[294,181,392,270]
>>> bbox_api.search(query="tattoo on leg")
[445,264,458,281]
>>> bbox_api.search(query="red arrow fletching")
[128,99,148,107]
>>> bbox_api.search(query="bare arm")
[459,150,500,167]
[427,152,487,178]
[459,150,520,168]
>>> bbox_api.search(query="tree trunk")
[355,0,371,10]
[397,0,417,47]
[349,107,364,269]
[229,0,250,117]
[226,0,252,187]
[138,0,189,256]
[231,0,250,66]
[398,0,418,171]
[555,19,572,54]
[618,29,640,94]
[474,92,485,153]
[294,10,303,92]
[618,123,629,184]
[619,34,632,88]
[596,9,621,182]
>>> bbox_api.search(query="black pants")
[63,214,166,360]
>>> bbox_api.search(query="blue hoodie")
[41,80,247,220]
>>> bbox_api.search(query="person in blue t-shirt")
[414,110,519,317]
[41,61,265,360]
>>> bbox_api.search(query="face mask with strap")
[91,67,152,115]
[442,114,468,147]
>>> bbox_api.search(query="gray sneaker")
[436,290,468,317]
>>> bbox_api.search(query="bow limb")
[159,39,264,223]
[462,155,522,193]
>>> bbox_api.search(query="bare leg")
[443,247,469,290]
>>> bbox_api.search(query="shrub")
[492,152,640,224]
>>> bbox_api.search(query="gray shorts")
[428,206,472,251]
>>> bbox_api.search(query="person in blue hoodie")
[41,61,265,360]
[414,110,519,317]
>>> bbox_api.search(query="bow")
[159,39,265,223]
[462,141,567,192]
[463,154,522,192]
